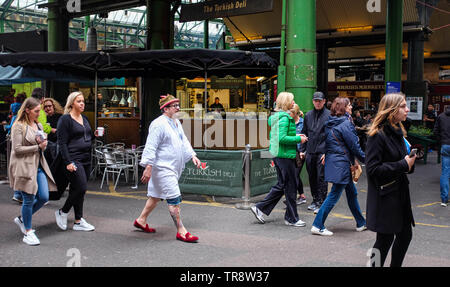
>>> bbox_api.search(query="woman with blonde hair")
[251,92,308,227]
[9,97,57,245]
[55,91,98,232]
[365,93,416,267]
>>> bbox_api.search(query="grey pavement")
[0,151,448,267]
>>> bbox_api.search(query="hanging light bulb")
[119,92,126,106]
[111,90,119,103]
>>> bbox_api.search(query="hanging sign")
[386,81,401,94]
[180,0,273,22]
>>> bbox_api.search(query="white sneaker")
[284,219,306,227]
[251,206,265,224]
[311,226,333,236]
[296,198,307,205]
[14,216,26,235]
[73,218,95,231]
[441,202,447,207]
[356,225,367,232]
[23,230,40,246]
[55,209,68,231]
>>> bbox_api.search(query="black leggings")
[61,161,91,220]
[371,224,413,267]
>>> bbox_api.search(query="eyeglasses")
[44,105,53,109]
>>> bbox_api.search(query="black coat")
[300,107,331,155]
[365,123,415,234]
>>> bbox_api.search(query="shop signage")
[386,81,401,94]
[406,96,423,120]
[180,0,273,22]
[211,75,246,89]
[328,82,385,91]
[179,149,276,197]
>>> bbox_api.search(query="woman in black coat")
[365,93,416,267]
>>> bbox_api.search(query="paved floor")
[0,152,448,267]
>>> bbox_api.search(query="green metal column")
[277,0,287,93]
[143,0,174,138]
[285,0,316,111]
[204,20,209,49]
[385,0,403,88]
[47,0,69,104]
[84,16,90,42]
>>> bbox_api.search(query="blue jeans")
[21,168,49,230]
[440,145,450,204]
[13,190,22,200]
[312,182,366,230]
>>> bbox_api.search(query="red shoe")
[133,219,156,233]
[176,232,198,243]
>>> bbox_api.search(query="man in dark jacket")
[300,91,331,212]
[433,106,450,206]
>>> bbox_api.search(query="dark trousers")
[295,161,305,196]
[305,153,328,205]
[256,157,299,224]
[61,161,91,220]
[371,224,413,267]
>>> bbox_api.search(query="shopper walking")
[55,91,97,232]
[311,97,366,236]
[299,91,330,213]
[433,105,450,207]
[134,94,202,243]
[366,93,416,267]
[9,97,57,245]
[250,92,308,227]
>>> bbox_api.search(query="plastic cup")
[97,127,104,136]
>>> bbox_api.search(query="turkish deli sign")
[211,75,246,89]
[180,0,273,22]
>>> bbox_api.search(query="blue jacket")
[324,115,365,184]
[295,118,304,151]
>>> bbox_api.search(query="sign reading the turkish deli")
[180,0,273,22]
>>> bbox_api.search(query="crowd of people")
[250,90,447,267]
[2,87,448,267]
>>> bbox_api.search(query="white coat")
[140,115,195,199]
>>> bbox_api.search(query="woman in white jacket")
[133,94,201,243]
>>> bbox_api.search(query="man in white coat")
[133,94,202,243]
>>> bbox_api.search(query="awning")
[0,65,92,85]
[0,49,277,80]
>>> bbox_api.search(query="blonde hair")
[290,103,304,118]
[275,92,294,112]
[14,97,41,127]
[64,91,84,114]
[44,98,64,114]
[368,93,407,137]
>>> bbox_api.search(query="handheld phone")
[409,148,417,157]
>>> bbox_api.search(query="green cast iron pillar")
[285,0,316,112]
[385,0,403,90]
[47,0,69,104]
[204,20,209,49]
[277,0,287,93]
[142,0,174,138]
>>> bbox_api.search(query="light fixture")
[336,26,373,32]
